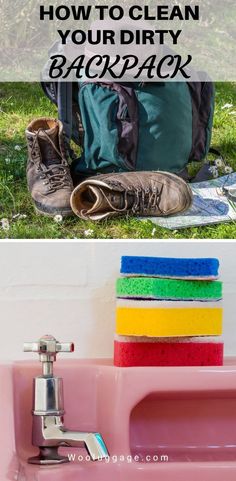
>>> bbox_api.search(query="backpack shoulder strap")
[40,81,73,143]
[57,82,73,143]
[41,82,58,105]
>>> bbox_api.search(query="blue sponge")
[120,257,219,279]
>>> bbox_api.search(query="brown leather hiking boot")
[70,171,193,220]
[26,118,73,216]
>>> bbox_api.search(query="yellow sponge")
[116,300,222,337]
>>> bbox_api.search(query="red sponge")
[114,340,224,367]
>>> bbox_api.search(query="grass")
[0,82,235,239]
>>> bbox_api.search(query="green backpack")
[41,77,215,181]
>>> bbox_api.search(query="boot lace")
[31,129,72,192]
[131,184,164,214]
[104,183,164,215]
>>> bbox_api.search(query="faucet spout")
[59,429,109,460]
[32,415,109,462]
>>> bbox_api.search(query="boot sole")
[34,204,73,218]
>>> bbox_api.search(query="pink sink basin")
[1,358,236,480]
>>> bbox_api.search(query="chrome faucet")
[24,335,109,465]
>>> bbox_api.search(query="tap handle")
[23,335,74,369]
[56,341,74,353]
[24,335,74,354]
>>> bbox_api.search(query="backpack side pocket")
[188,78,215,162]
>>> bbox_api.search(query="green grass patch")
[0,82,235,239]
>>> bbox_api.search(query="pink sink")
[1,358,236,480]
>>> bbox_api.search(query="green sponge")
[116,277,222,301]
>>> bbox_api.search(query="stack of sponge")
[114,256,224,367]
